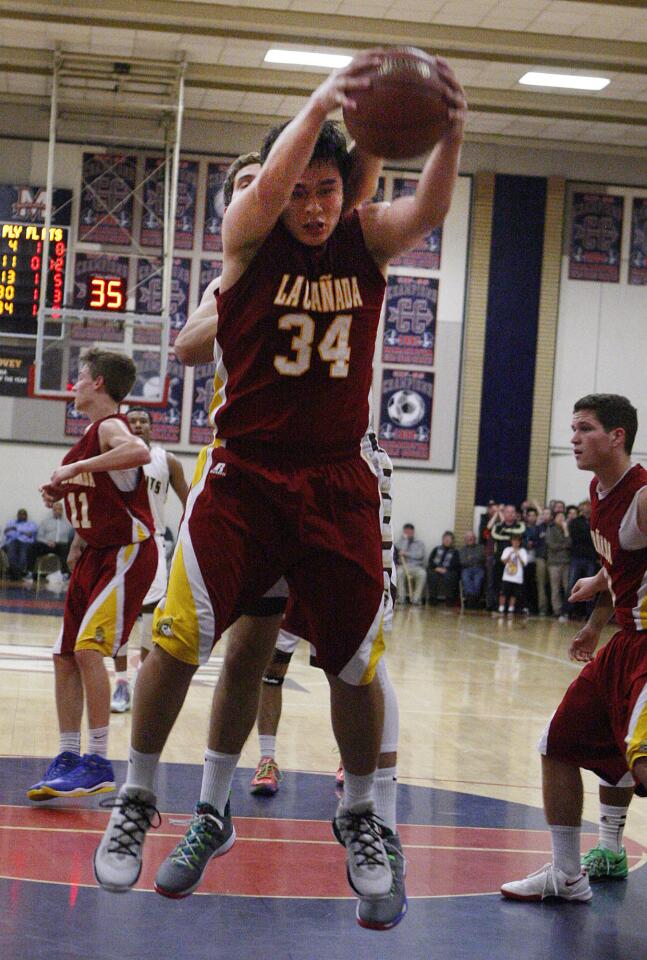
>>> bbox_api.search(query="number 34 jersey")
[60,414,154,548]
[213,210,386,459]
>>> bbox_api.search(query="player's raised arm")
[220,52,382,281]
[360,58,466,269]
[50,418,150,486]
[174,277,219,366]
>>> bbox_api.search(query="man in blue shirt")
[2,508,38,579]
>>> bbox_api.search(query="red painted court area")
[2,805,646,897]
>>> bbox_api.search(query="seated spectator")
[545,509,571,621]
[567,500,598,619]
[396,523,427,606]
[35,502,74,575]
[498,533,527,615]
[2,508,38,580]
[566,504,578,523]
[427,531,460,604]
[459,531,485,607]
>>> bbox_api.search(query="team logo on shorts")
[157,617,174,638]
[95,627,105,642]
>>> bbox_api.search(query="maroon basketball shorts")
[54,537,158,657]
[540,628,647,784]
[153,444,385,684]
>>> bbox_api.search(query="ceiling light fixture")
[519,71,610,91]
[264,49,352,69]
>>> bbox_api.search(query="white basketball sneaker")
[501,863,592,902]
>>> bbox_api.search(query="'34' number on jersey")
[273,313,351,378]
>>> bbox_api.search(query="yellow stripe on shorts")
[153,542,202,666]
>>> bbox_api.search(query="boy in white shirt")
[499,533,528,616]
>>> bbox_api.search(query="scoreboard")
[0,222,67,337]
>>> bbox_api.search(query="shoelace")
[342,811,387,868]
[583,849,615,871]
[171,812,224,868]
[254,759,282,782]
[100,796,161,857]
[45,755,78,778]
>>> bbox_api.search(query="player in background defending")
[501,394,647,903]
[27,349,157,801]
[110,407,189,713]
[94,53,465,908]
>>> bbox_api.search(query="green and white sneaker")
[154,800,236,899]
[582,845,628,881]
[356,831,408,930]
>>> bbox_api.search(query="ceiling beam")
[3,1,647,75]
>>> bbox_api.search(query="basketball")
[343,47,449,159]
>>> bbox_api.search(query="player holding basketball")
[176,153,405,927]
[110,406,189,713]
[94,52,466,908]
[27,349,157,801]
[501,394,647,903]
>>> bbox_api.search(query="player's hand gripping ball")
[343,47,452,159]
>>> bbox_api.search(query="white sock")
[374,766,398,833]
[115,670,129,686]
[599,803,628,853]
[59,732,81,755]
[127,746,161,794]
[258,734,276,760]
[550,824,581,877]
[87,725,109,758]
[201,749,240,813]
[342,771,375,812]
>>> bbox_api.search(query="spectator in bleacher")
[480,500,500,611]
[566,504,578,523]
[490,504,526,603]
[545,509,571,622]
[395,523,427,606]
[534,506,553,616]
[567,500,599,620]
[35,502,74,576]
[459,530,485,607]
[498,532,528,616]
[522,506,540,613]
[427,531,461,604]
[2,508,38,580]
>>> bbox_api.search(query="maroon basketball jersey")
[212,210,386,460]
[60,415,154,548]
[589,463,647,630]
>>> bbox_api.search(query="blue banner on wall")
[629,196,647,286]
[378,368,434,461]
[135,257,191,345]
[389,177,442,269]
[78,153,137,245]
[569,192,623,283]
[202,161,230,253]
[140,157,199,250]
[382,275,437,366]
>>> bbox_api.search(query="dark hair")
[81,348,136,402]
[126,406,152,424]
[260,120,351,189]
[222,152,261,207]
[403,523,415,530]
[573,394,638,453]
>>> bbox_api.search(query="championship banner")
[71,253,129,343]
[190,362,216,445]
[202,161,230,253]
[131,349,184,443]
[629,196,647,286]
[389,178,442,269]
[0,184,72,226]
[78,153,137,245]
[135,257,192,345]
[0,344,34,397]
[139,158,199,250]
[569,192,623,282]
[378,368,434,461]
[382,275,438,366]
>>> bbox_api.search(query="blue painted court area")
[1,759,645,960]
[0,581,65,615]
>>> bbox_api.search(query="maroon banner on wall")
[569,192,623,283]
